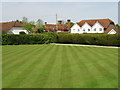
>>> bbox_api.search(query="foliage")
[23,22,35,33]
[57,33,119,46]
[2,33,57,45]
[22,17,28,23]
[116,24,120,29]
[36,19,44,26]
[2,33,119,46]
[70,22,74,28]
[37,25,45,33]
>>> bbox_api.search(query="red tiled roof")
[77,19,113,28]
[45,24,70,31]
[104,24,117,33]
[0,21,24,31]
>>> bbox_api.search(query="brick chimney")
[58,20,62,24]
[45,22,47,25]
[67,19,71,23]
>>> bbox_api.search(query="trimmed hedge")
[2,33,119,46]
[2,33,57,45]
[57,34,119,46]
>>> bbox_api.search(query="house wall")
[7,27,29,34]
[91,22,104,33]
[108,29,117,34]
[71,22,104,34]
[81,22,92,33]
[71,24,81,33]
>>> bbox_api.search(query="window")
[83,29,85,31]
[78,29,80,31]
[88,29,90,31]
[73,29,75,31]
[99,28,102,31]
[94,28,96,31]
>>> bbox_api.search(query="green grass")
[2,45,118,88]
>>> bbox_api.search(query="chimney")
[67,19,71,23]
[45,22,47,25]
[58,20,62,24]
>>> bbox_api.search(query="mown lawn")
[2,45,118,88]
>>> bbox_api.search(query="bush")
[2,34,56,45]
[2,33,119,46]
[57,33,119,46]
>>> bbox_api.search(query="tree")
[36,19,44,26]
[66,21,74,28]
[116,24,120,29]
[70,22,74,28]
[37,25,45,33]
[22,17,28,23]
[24,22,35,33]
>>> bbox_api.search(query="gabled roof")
[104,24,117,33]
[77,19,114,28]
[0,21,24,31]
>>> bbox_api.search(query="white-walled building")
[71,19,117,34]
[0,21,29,34]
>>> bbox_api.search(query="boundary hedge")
[2,33,119,46]
[57,34,119,46]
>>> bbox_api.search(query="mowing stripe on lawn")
[42,45,61,88]
[69,46,99,88]
[3,45,40,64]
[3,45,47,71]
[18,45,58,88]
[3,45,118,88]
[84,47,118,73]
[60,45,73,88]
[2,45,28,55]
[76,46,118,88]
[3,45,52,87]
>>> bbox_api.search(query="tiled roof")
[77,19,113,28]
[45,24,70,31]
[0,21,24,31]
[104,24,117,33]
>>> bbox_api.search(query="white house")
[0,21,29,34]
[71,19,117,34]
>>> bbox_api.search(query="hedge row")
[1,33,119,46]
[57,34,119,46]
[2,32,57,45]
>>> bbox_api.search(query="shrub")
[57,33,119,46]
[2,34,54,45]
[2,33,119,46]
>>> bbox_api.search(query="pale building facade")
[71,19,117,34]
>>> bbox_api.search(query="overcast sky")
[1,2,118,24]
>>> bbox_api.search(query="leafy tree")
[70,22,74,28]
[66,22,74,28]
[116,24,120,29]
[16,20,20,22]
[36,19,44,26]
[22,17,28,23]
[24,22,35,33]
[37,25,45,33]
